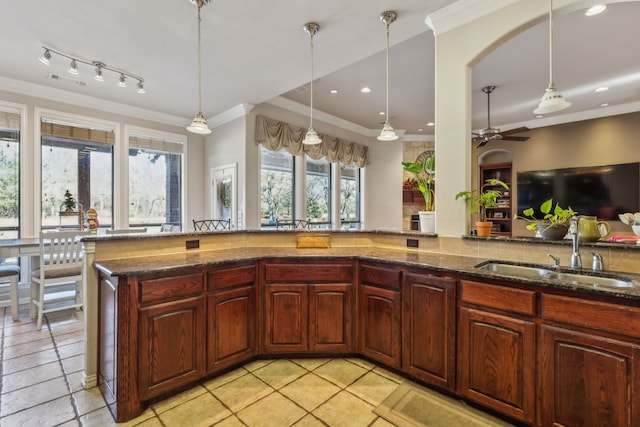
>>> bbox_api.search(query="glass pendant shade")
[187,112,212,134]
[303,128,321,145]
[534,0,571,115]
[378,121,398,141]
[302,22,321,145]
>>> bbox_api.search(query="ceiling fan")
[473,85,530,148]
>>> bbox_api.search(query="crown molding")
[425,0,519,36]
[208,103,254,128]
[0,75,188,128]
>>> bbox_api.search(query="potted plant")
[517,198,576,240]
[402,153,435,233]
[455,178,509,237]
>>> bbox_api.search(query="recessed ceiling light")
[594,86,608,92]
[600,103,609,107]
[330,89,338,94]
[379,111,385,115]
[360,87,371,93]
[418,128,424,132]
[585,5,606,16]
[536,115,544,119]
[427,122,434,127]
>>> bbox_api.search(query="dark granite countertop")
[93,246,640,302]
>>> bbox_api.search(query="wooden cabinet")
[207,262,257,372]
[402,272,456,390]
[457,280,536,424]
[138,273,206,400]
[358,262,402,368]
[262,260,354,353]
[480,162,512,236]
[540,294,640,426]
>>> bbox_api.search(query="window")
[306,156,330,228]
[128,133,183,229]
[340,163,361,229]
[40,118,114,230]
[260,146,294,226]
[0,108,20,238]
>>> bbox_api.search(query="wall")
[475,111,640,236]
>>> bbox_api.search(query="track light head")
[39,49,51,66]
[68,59,78,75]
[118,74,127,87]
[137,81,146,94]
[94,62,105,81]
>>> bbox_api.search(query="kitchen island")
[83,230,640,425]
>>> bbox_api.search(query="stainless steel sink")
[475,261,635,289]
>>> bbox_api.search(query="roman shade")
[255,115,368,167]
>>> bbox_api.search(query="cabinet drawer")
[208,264,256,290]
[139,273,204,305]
[461,280,535,316]
[360,263,402,290]
[543,294,640,338]
[264,263,352,283]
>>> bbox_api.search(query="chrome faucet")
[592,252,604,272]
[569,216,582,269]
[547,254,560,268]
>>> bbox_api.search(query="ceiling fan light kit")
[377,10,399,142]
[186,0,212,135]
[534,0,571,115]
[473,85,530,148]
[302,22,322,145]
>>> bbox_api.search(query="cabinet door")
[458,307,535,423]
[264,284,308,353]
[358,284,401,367]
[138,296,205,399]
[541,325,640,427]
[207,285,256,372]
[309,283,353,352]
[402,273,456,390]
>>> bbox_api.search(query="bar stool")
[0,264,21,320]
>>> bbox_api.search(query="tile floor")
[0,306,499,427]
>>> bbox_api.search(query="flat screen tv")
[517,162,640,220]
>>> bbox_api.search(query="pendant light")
[186,0,212,135]
[534,0,571,115]
[302,23,321,145]
[377,10,398,142]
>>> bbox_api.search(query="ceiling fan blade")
[500,126,530,136]
[501,135,529,142]
[476,138,490,148]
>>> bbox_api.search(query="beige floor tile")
[346,372,400,406]
[370,416,398,427]
[158,392,232,427]
[252,359,307,389]
[73,386,108,416]
[45,311,84,329]
[66,370,85,393]
[213,414,248,426]
[237,392,306,427]
[1,360,64,393]
[280,373,341,411]
[346,358,376,370]
[151,384,208,414]
[1,348,59,375]
[2,337,54,359]
[0,395,76,427]
[372,365,404,384]
[56,340,84,359]
[49,318,84,336]
[313,391,377,427]
[212,373,274,412]
[53,329,84,347]
[3,328,52,346]
[80,406,156,427]
[203,366,248,391]
[61,353,84,374]
[313,358,368,388]
[290,358,331,371]
[3,318,43,336]
[242,358,274,372]
[291,414,327,427]
[0,375,70,416]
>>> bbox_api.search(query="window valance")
[255,115,368,167]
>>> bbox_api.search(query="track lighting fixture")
[39,49,51,66]
[186,0,212,135]
[39,46,145,93]
[68,59,78,75]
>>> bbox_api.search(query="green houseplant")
[401,153,435,211]
[517,198,576,240]
[455,178,509,236]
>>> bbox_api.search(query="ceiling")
[1,1,639,138]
